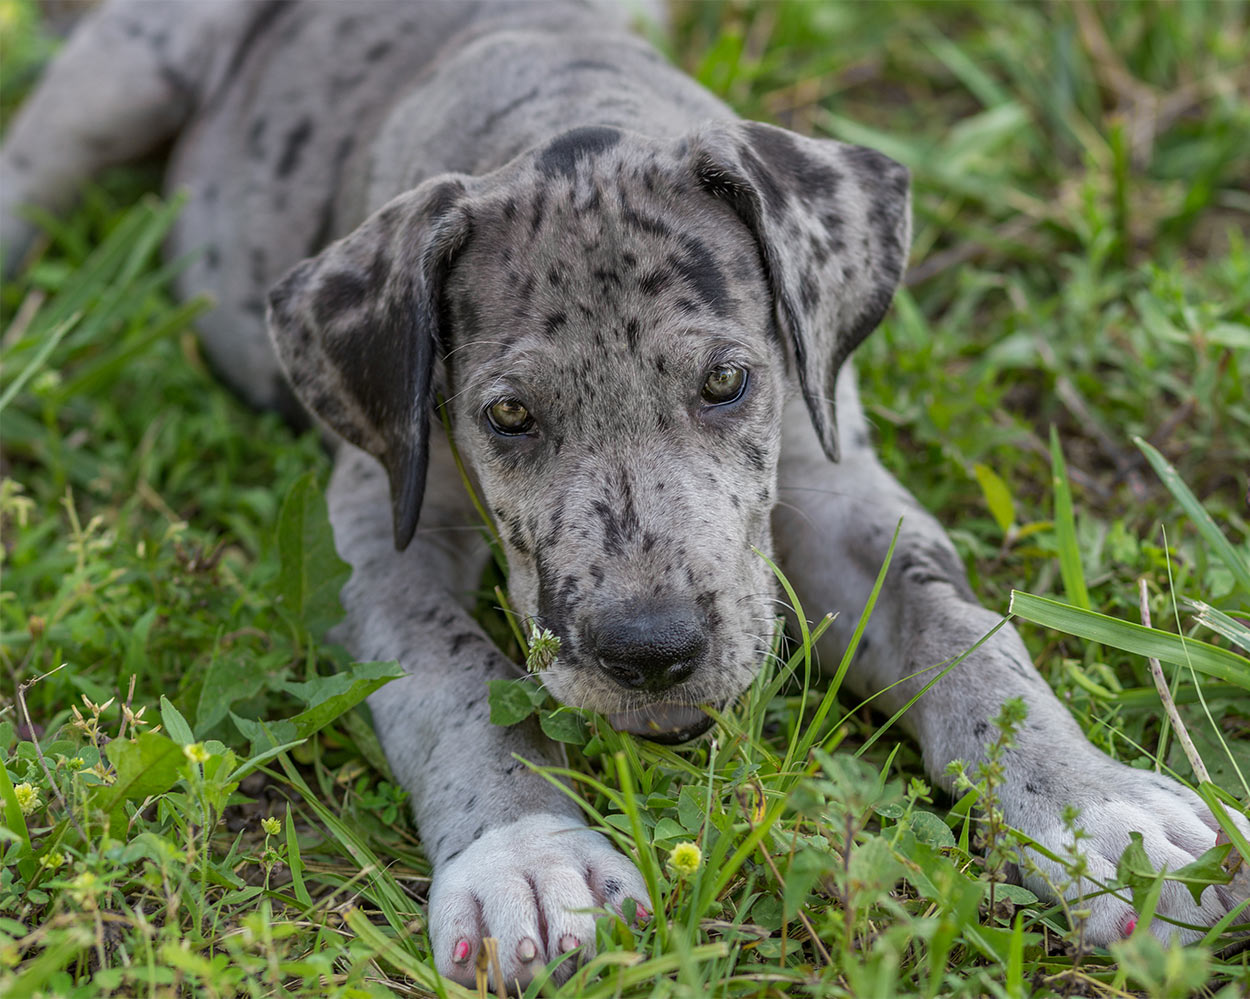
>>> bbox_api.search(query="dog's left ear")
[266,177,472,550]
[687,121,910,460]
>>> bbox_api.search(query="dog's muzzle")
[584,597,717,742]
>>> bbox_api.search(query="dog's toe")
[1012,763,1249,947]
[427,813,648,990]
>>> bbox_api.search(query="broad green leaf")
[1171,843,1236,906]
[678,785,705,833]
[122,607,158,685]
[96,732,184,835]
[908,809,956,850]
[489,678,537,726]
[231,712,297,754]
[973,462,1015,534]
[649,817,688,844]
[1009,591,1250,689]
[276,471,351,635]
[1049,428,1090,610]
[540,708,589,745]
[159,695,194,745]
[848,835,905,894]
[283,661,404,739]
[784,846,832,919]
[196,649,269,732]
[1135,437,1250,599]
[0,757,32,859]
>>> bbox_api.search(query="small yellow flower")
[668,841,702,878]
[183,742,210,763]
[261,816,281,836]
[69,871,98,908]
[13,782,40,815]
[39,851,65,870]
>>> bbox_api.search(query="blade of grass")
[1009,590,1250,688]
[1135,436,1250,599]
[788,519,902,778]
[1049,427,1090,610]
[1186,600,1250,653]
[284,804,312,909]
[0,312,78,413]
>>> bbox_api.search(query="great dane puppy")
[3,0,1246,988]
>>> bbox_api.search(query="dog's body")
[4,0,1246,988]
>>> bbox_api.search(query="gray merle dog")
[3,0,1246,989]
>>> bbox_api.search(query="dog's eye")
[485,398,534,435]
[701,364,747,405]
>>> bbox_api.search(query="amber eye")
[701,364,748,404]
[486,398,534,435]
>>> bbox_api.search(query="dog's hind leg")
[773,365,1249,946]
[327,438,648,991]
[0,0,266,274]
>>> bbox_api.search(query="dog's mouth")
[608,704,715,744]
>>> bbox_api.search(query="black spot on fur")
[312,271,368,326]
[247,117,267,159]
[672,235,731,316]
[276,117,313,179]
[559,59,618,74]
[538,126,621,180]
[743,123,841,206]
[543,312,568,337]
[365,40,392,62]
[476,87,541,138]
[638,269,670,296]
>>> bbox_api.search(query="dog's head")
[267,122,909,741]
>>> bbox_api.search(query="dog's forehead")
[446,130,773,371]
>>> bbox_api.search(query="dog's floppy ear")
[688,122,910,461]
[267,177,471,550]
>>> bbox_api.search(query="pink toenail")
[559,934,579,952]
[516,937,537,962]
[452,939,471,964]
[1124,917,1137,936]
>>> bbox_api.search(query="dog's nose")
[591,600,707,692]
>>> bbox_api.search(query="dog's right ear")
[267,178,472,550]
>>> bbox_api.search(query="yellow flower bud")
[668,841,702,878]
[13,782,40,815]
[183,742,210,763]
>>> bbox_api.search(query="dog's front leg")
[327,441,647,989]
[773,370,1248,946]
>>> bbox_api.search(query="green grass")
[2,0,1250,995]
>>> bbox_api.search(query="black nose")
[591,600,708,692]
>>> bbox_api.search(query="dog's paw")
[1009,761,1250,947]
[428,813,649,990]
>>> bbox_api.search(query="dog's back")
[167,0,707,412]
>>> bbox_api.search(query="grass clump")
[3,0,1250,995]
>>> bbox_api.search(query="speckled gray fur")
[4,1,1245,989]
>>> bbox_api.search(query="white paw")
[1011,762,1250,947]
[428,813,650,989]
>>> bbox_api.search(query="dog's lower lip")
[608,704,715,744]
